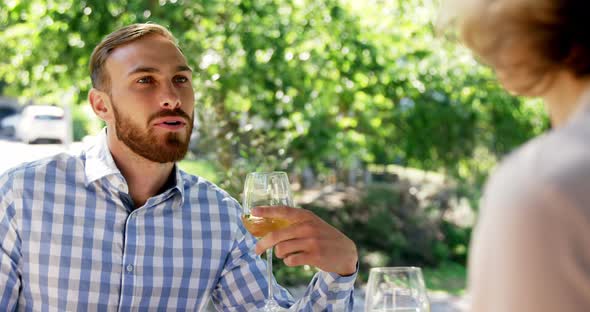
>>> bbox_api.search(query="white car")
[15,105,68,144]
[0,113,20,137]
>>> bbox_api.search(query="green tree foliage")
[0,0,548,195]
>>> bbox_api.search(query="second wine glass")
[242,171,294,312]
[365,267,430,312]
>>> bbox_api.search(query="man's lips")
[152,117,188,131]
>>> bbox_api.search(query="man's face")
[104,34,194,163]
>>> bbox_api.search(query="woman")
[451,1,590,311]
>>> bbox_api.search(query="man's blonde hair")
[89,23,178,91]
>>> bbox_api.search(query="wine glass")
[242,171,294,312]
[365,267,430,312]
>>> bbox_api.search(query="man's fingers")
[274,238,318,259]
[283,252,313,267]
[254,221,317,255]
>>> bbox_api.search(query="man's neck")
[106,129,175,208]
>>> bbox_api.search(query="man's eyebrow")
[177,65,193,72]
[127,66,159,76]
[127,65,193,76]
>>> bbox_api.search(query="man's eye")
[137,76,154,84]
[174,76,189,83]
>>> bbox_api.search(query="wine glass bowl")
[242,171,294,238]
[241,215,291,238]
[365,267,430,312]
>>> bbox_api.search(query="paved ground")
[0,136,85,174]
[0,137,469,311]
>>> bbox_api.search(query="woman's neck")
[544,71,590,127]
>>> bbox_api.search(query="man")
[0,23,358,311]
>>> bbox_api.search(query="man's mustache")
[148,108,192,124]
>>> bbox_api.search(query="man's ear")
[89,88,113,122]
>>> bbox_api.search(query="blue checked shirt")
[0,131,356,311]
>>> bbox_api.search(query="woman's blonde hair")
[444,0,590,93]
[89,23,178,91]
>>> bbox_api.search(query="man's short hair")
[89,23,178,91]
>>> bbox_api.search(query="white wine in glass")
[365,267,430,312]
[242,171,294,312]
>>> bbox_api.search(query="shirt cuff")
[319,262,359,294]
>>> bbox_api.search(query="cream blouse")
[468,102,590,311]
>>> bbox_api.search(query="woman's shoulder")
[484,121,590,217]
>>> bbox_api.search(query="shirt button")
[126,264,134,272]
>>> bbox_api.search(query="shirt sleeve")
[211,201,357,311]
[468,179,590,312]
[0,172,21,311]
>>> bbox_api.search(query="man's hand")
[252,206,358,276]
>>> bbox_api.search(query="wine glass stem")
[266,247,274,302]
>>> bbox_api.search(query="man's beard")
[111,102,193,163]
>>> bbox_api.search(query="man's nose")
[160,82,181,109]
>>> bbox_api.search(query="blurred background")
[0,0,550,310]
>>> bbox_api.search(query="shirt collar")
[84,128,122,186]
[172,165,185,201]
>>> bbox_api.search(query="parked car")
[0,113,20,137]
[15,105,68,144]
[0,105,18,136]
[0,105,18,124]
